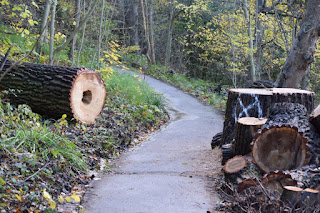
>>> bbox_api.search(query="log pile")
[219,88,320,207]
[0,57,107,124]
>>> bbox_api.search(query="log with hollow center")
[0,57,106,124]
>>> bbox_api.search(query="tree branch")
[0,21,48,82]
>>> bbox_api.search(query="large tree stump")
[252,103,315,173]
[233,117,267,155]
[0,58,106,124]
[221,88,314,146]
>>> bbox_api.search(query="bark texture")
[233,117,266,156]
[221,88,314,146]
[0,58,106,124]
[275,0,320,88]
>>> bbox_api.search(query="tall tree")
[70,0,81,64]
[149,0,156,64]
[165,0,174,68]
[141,0,151,62]
[276,0,320,88]
[36,0,51,57]
[243,0,256,82]
[97,0,105,68]
[125,0,139,46]
[49,0,57,65]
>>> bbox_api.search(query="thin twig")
[24,162,51,181]
[0,45,13,72]
[0,21,49,82]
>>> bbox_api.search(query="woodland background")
[1,0,320,92]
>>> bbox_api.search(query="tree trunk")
[76,0,87,67]
[275,0,320,88]
[49,0,57,65]
[97,0,105,68]
[70,0,81,65]
[165,0,174,68]
[243,0,256,83]
[149,0,156,64]
[221,88,314,146]
[252,103,314,173]
[36,0,51,56]
[0,58,106,125]
[125,0,139,46]
[140,0,151,63]
[234,117,267,156]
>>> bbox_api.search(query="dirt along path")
[82,72,224,212]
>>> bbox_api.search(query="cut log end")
[223,156,247,174]
[70,69,106,125]
[252,126,308,173]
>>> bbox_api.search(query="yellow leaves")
[15,194,22,202]
[58,195,64,203]
[65,196,72,202]
[49,200,56,210]
[54,32,66,41]
[71,193,81,202]
[0,0,9,6]
[43,190,52,200]
[63,194,81,203]
[0,177,5,185]
[43,190,56,209]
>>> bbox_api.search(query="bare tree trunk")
[70,0,81,65]
[36,0,51,57]
[276,0,320,88]
[149,0,156,64]
[243,0,256,83]
[76,0,87,66]
[141,0,151,63]
[97,0,105,68]
[49,0,57,65]
[125,0,139,46]
[165,0,174,68]
[255,0,264,79]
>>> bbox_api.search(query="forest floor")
[81,72,224,212]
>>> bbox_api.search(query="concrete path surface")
[82,73,223,213]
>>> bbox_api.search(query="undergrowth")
[126,61,228,112]
[0,67,169,212]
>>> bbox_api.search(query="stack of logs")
[214,88,320,206]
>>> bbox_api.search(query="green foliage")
[106,71,166,111]
[145,64,227,112]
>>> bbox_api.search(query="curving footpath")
[82,72,224,213]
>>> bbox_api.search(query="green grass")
[106,71,167,111]
[141,64,227,112]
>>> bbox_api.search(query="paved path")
[82,73,223,213]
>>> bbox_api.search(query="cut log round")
[233,117,267,155]
[253,127,308,172]
[221,88,314,145]
[0,58,106,124]
[223,155,247,174]
[252,103,314,173]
